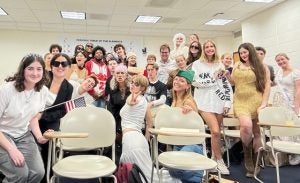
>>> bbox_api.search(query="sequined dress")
[233,63,263,119]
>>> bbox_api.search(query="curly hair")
[5,54,49,92]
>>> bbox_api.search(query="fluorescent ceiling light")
[244,0,275,3]
[135,15,161,23]
[0,7,8,16]
[60,11,86,20]
[205,19,234,25]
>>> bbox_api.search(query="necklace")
[24,89,34,103]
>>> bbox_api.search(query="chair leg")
[205,170,209,183]
[158,168,162,183]
[275,152,281,183]
[217,169,221,183]
[254,147,264,183]
[151,163,154,183]
[108,175,117,183]
[50,175,56,183]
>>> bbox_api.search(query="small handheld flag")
[65,96,87,112]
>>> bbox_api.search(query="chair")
[255,106,300,183]
[49,106,117,183]
[221,117,240,167]
[149,107,220,183]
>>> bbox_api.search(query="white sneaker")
[217,159,230,175]
[289,154,300,165]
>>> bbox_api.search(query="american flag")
[65,97,87,112]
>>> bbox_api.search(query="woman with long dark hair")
[39,53,73,183]
[230,42,270,177]
[0,54,50,183]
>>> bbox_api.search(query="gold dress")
[233,63,263,119]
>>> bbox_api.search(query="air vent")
[234,30,242,38]
[87,13,109,20]
[161,17,181,23]
[146,0,178,7]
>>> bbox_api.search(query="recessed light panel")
[0,7,8,16]
[135,15,161,23]
[244,0,275,3]
[61,11,86,20]
[205,19,234,26]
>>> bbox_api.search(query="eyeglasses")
[160,52,169,54]
[190,45,199,49]
[77,47,84,51]
[52,61,69,68]
[86,45,93,48]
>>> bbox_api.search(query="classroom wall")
[0,30,236,83]
[241,0,300,71]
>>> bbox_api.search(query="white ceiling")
[0,0,285,38]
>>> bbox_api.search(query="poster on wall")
[61,37,144,63]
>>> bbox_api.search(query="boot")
[243,141,254,177]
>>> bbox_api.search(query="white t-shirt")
[192,60,233,114]
[157,59,177,84]
[0,81,48,138]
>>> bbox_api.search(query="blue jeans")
[93,97,106,108]
[0,131,44,183]
[169,144,204,183]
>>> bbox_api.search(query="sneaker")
[289,154,300,165]
[217,159,230,175]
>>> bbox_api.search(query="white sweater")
[192,60,233,114]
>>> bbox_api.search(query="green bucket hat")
[176,70,195,84]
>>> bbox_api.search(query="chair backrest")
[59,106,116,150]
[259,106,300,137]
[154,107,205,145]
[150,104,169,120]
[222,117,240,127]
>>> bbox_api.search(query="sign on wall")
[61,37,143,62]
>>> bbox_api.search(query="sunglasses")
[86,45,93,48]
[52,61,69,68]
[190,45,200,49]
[77,47,84,51]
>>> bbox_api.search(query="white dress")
[274,69,300,108]
[274,69,300,143]
[192,60,233,114]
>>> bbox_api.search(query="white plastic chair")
[221,117,240,167]
[49,106,117,183]
[149,107,220,183]
[255,106,300,183]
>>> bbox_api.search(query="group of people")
[0,32,299,183]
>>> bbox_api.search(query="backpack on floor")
[115,162,148,183]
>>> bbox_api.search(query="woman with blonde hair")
[170,33,189,60]
[274,52,300,165]
[169,69,204,182]
[192,39,233,175]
